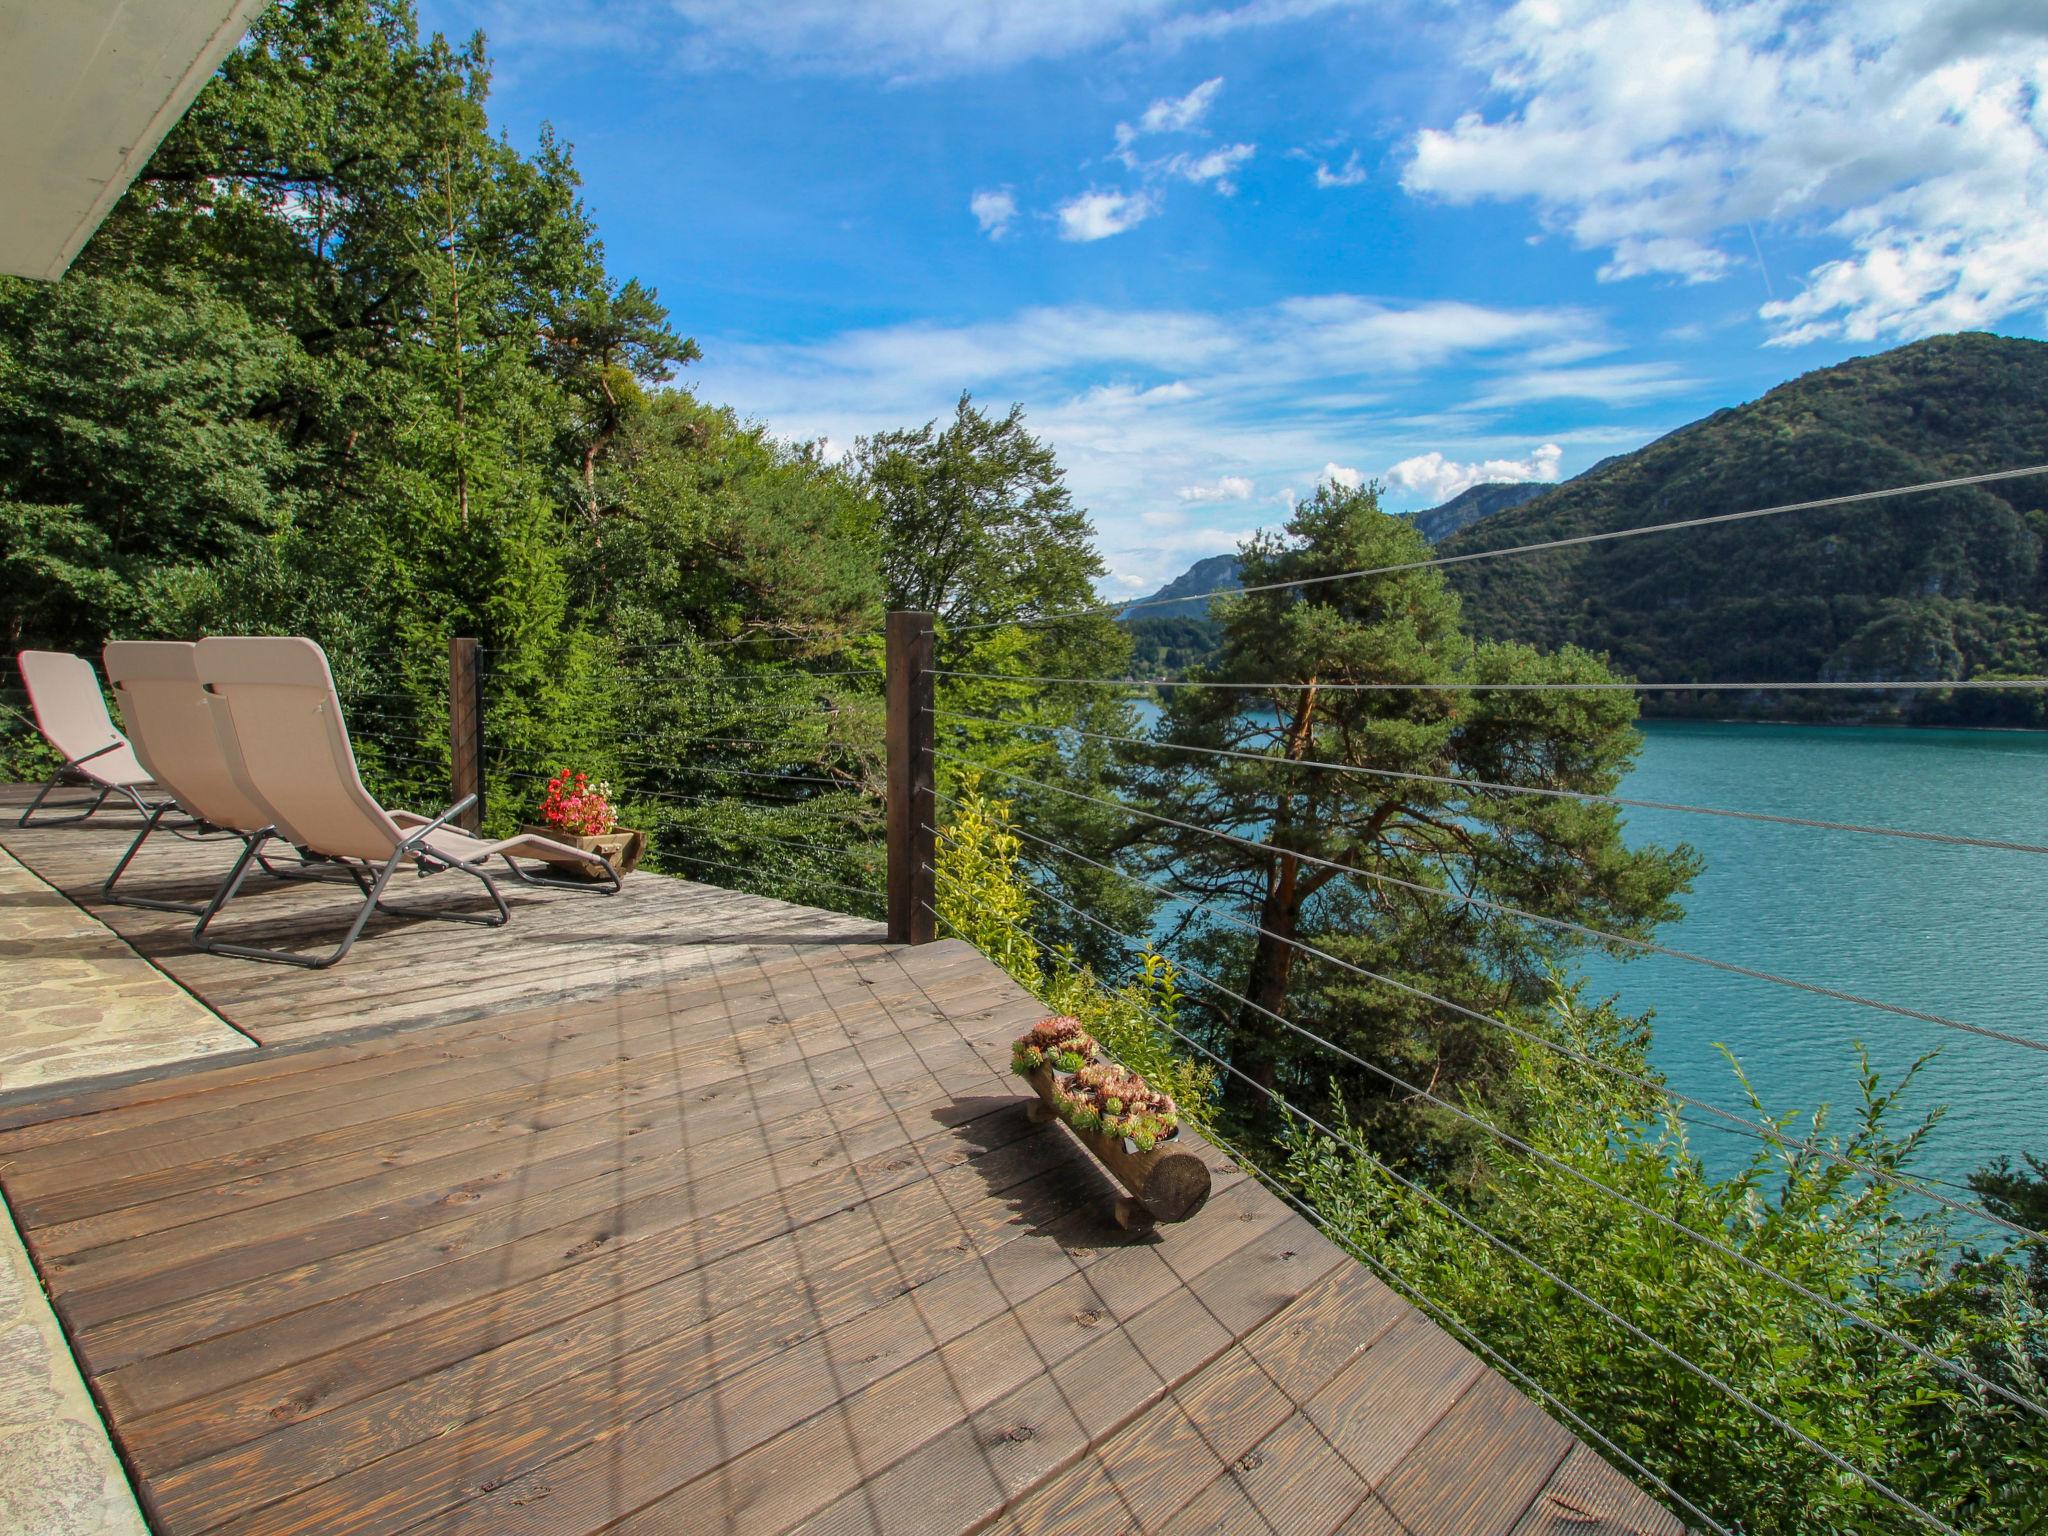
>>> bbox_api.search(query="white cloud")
[1121,77,1226,145]
[1314,150,1368,188]
[1166,142,1257,193]
[1322,462,1364,489]
[1467,360,1697,408]
[1403,0,2048,344]
[970,187,1018,238]
[1108,78,1256,201]
[669,0,1179,76]
[1386,442,1564,503]
[1178,474,1256,501]
[1057,187,1161,241]
[692,293,1649,593]
[460,0,1368,79]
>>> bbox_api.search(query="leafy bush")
[935,779,1214,1129]
[1282,980,2048,1534]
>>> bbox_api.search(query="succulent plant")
[1011,1015,1100,1075]
[1051,1061,1180,1146]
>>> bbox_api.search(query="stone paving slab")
[0,844,253,1095]
[0,1197,147,1536]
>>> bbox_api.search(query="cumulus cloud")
[1386,442,1564,503]
[1178,475,1256,501]
[1057,187,1161,241]
[692,294,1659,592]
[1322,462,1364,489]
[1403,0,2048,344]
[970,188,1018,238]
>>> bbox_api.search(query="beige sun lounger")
[191,635,619,968]
[15,649,162,827]
[100,641,342,914]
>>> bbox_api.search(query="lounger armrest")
[66,741,125,770]
[396,794,478,853]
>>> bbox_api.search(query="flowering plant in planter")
[1011,1015,1098,1077]
[536,770,618,838]
[1054,1062,1180,1152]
[521,771,645,880]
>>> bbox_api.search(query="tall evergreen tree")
[1128,479,1698,1143]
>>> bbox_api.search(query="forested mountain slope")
[1441,333,2048,723]
[1410,478,1550,542]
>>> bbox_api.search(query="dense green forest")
[1443,333,2048,725]
[2,5,2043,1530]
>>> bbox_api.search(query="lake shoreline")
[1640,713,2046,736]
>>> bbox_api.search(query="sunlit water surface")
[1581,720,2048,1191]
[1128,708,2048,1191]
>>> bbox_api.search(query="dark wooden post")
[886,610,936,944]
[449,636,484,832]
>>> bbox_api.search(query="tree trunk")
[1233,852,1301,1102]
[1230,681,1321,1106]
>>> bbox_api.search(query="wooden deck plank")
[27,958,1011,1263]
[1376,1373,1577,1536]
[1511,1445,1687,1536]
[0,800,1682,1536]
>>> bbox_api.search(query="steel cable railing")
[939,747,2048,1057]
[935,708,2048,858]
[922,809,2047,1423]
[943,788,2046,1246]
[929,859,1971,1536]
[948,462,2048,633]
[934,671,2048,693]
[924,895,1742,1536]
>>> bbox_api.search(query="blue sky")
[421,0,2048,595]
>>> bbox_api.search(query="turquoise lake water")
[1580,719,2048,1192]
[1126,709,2048,1193]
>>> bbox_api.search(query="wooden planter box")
[518,824,646,881]
[1023,1064,1212,1231]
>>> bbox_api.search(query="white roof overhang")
[0,0,272,281]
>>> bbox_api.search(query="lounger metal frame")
[99,804,338,915]
[17,742,158,827]
[189,794,619,969]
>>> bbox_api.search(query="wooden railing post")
[886,610,936,944]
[449,636,484,832]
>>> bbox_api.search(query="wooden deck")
[0,793,1683,1536]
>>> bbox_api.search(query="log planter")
[1023,1064,1212,1231]
[517,824,646,881]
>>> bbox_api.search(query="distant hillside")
[1123,553,1242,621]
[1121,480,1564,674]
[1125,480,1548,623]
[1441,332,2048,724]
[1411,480,1551,542]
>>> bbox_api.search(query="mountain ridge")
[1124,478,1553,622]
[1440,331,2048,723]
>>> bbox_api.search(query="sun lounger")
[14,649,161,827]
[99,640,339,913]
[190,635,619,968]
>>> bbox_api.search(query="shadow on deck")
[0,791,1681,1535]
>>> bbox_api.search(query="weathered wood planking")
[0,795,1684,1535]
[0,784,884,1047]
